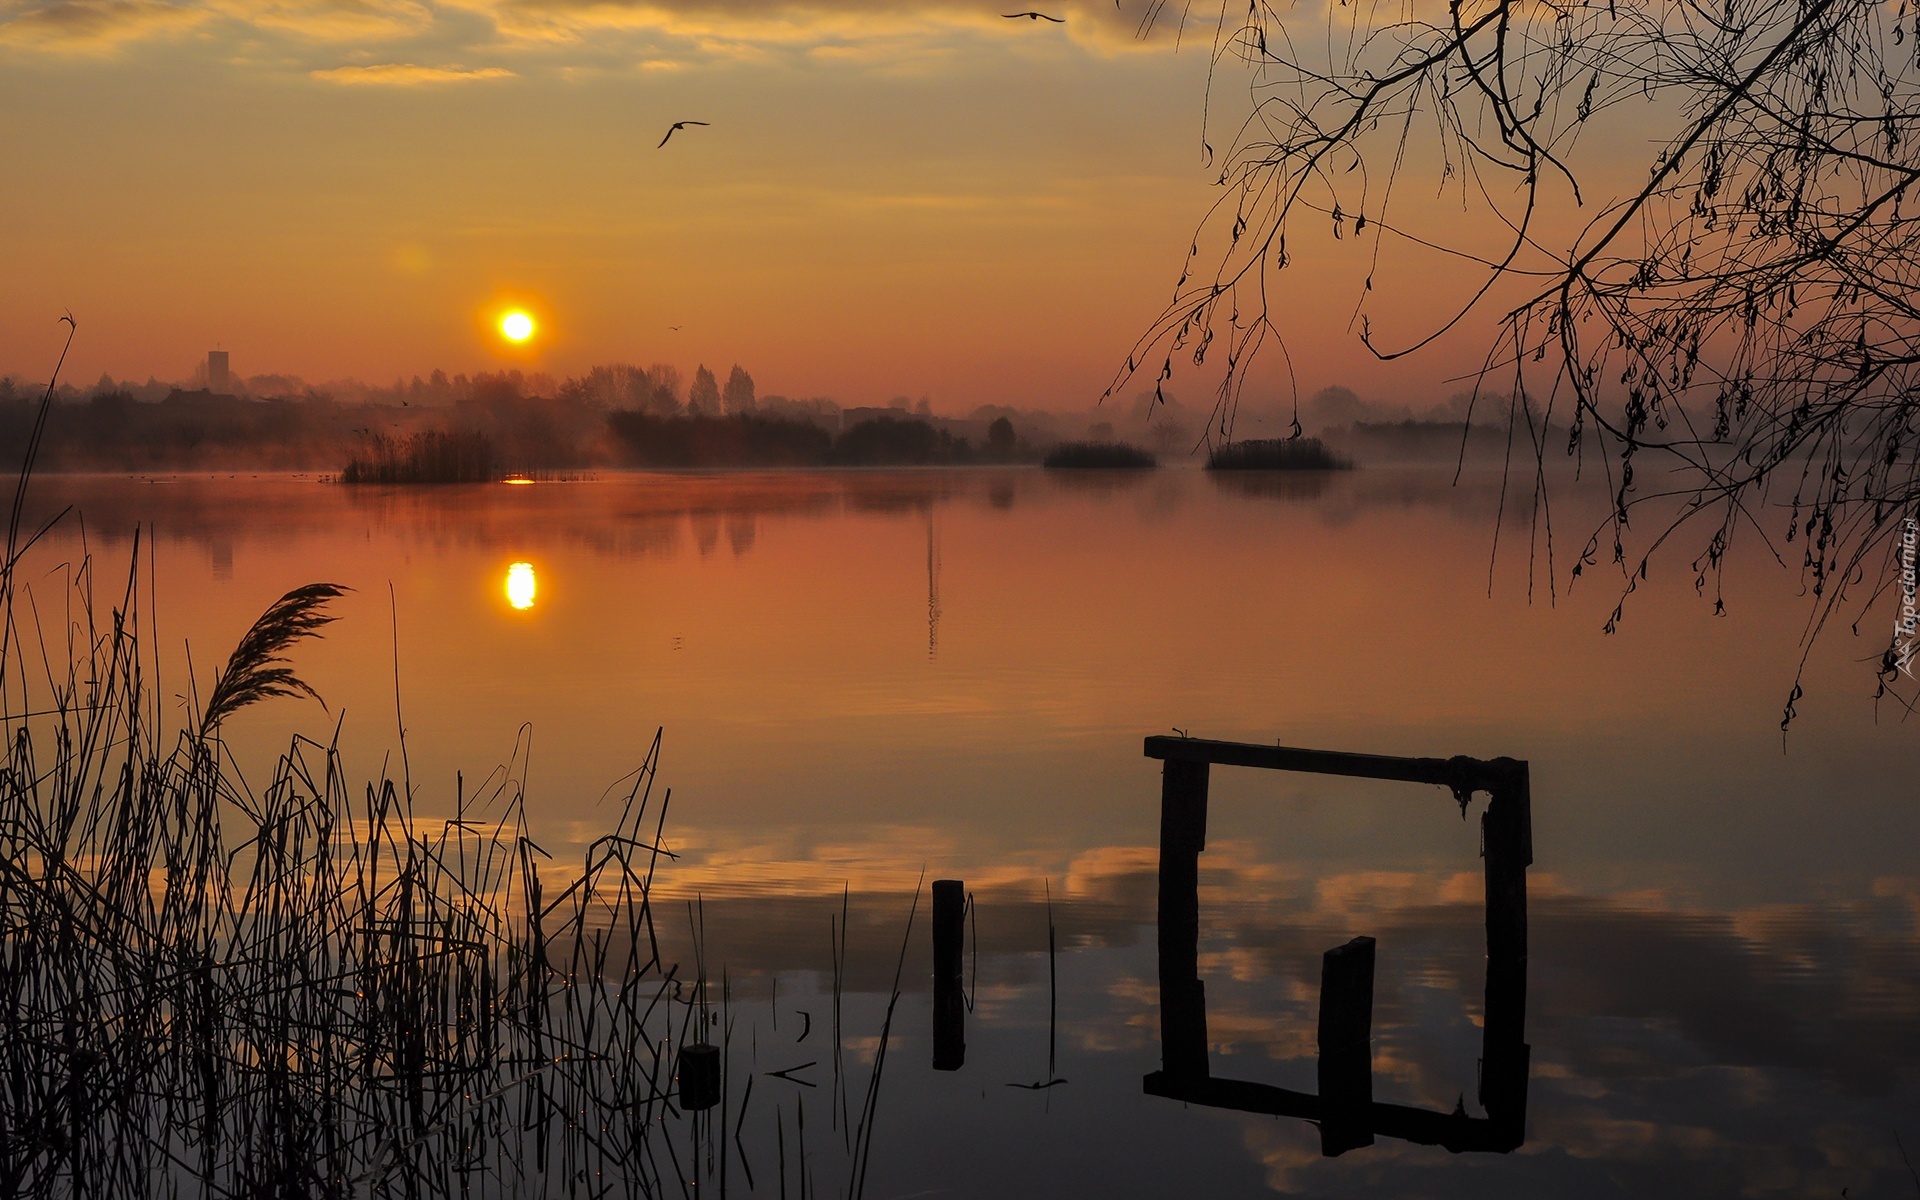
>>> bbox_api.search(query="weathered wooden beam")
[1143,736,1526,806]
[1141,1073,1521,1154]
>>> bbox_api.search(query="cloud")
[309,61,516,84]
[1,0,433,50]
[0,0,204,52]
[2,0,1171,68]
[440,0,1161,61]
[214,0,430,39]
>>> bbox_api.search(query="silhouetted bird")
[658,121,710,147]
[1003,11,1065,20]
[669,325,683,331]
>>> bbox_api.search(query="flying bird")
[657,120,710,148]
[1003,11,1065,20]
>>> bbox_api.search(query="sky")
[0,0,1614,410]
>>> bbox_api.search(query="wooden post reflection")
[1316,936,1375,1156]
[1479,763,1530,1150]
[1157,759,1209,1081]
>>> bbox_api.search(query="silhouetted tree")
[562,364,652,410]
[1148,415,1191,456]
[1123,0,1920,719]
[607,411,831,467]
[723,365,756,415]
[647,363,684,416]
[466,371,525,406]
[987,416,1016,457]
[688,365,721,417]
[1302,387,1364,433]
[834,415,967,465]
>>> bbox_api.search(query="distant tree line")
[4,355,1489,475]
[556,362,795,421]
[0,360,1044,473]
[605,411,996,468]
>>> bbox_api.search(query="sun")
[500,311,535,343]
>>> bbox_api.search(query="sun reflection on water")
[505,562,537,610]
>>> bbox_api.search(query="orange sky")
[0,1,1624,409]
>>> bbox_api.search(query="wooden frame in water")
[1139,735,1532,1157]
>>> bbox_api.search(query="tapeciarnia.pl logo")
[1897,516,1918,678]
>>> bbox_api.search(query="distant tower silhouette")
[926,507,941,660]
[207,350,230,393]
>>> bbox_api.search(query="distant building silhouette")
[207,351,230,393]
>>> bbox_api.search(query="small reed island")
[340,429,501,483]
[1205,436,1352,471]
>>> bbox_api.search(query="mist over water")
[19,466,1920,1197]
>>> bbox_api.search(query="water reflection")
[505,560,536,610]
[12,466,1919,1196]
[624,843,1918,1198]
[1207,469,1336,502]
[17,467,1543,572]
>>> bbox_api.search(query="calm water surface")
[24,467,1920,1197]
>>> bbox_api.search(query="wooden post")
[678,1043,721,1112]
[1158,758,1209,1080]
[932,879,966,1071]
[1479,761,1531,1149]
[1316,936,1376,1156]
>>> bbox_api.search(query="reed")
[0,558,686,1196]
[1205,437,1352,471]
[0,551,924,1197]
[340,429,500,484]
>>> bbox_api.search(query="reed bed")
[1,358,906,1197]
[0,562,924,1197]
[341,430,500,484]
[0,558,679,1196]
[1204,437,1351,471]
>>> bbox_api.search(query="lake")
[17,465,1920,1197]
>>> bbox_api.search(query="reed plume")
[200,582,348,731]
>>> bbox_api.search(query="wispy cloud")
[0,0,204,52]
[1,0,1166,66]
[310,61,516,84]
[464,1,1156,58]
[209,0,433,40]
